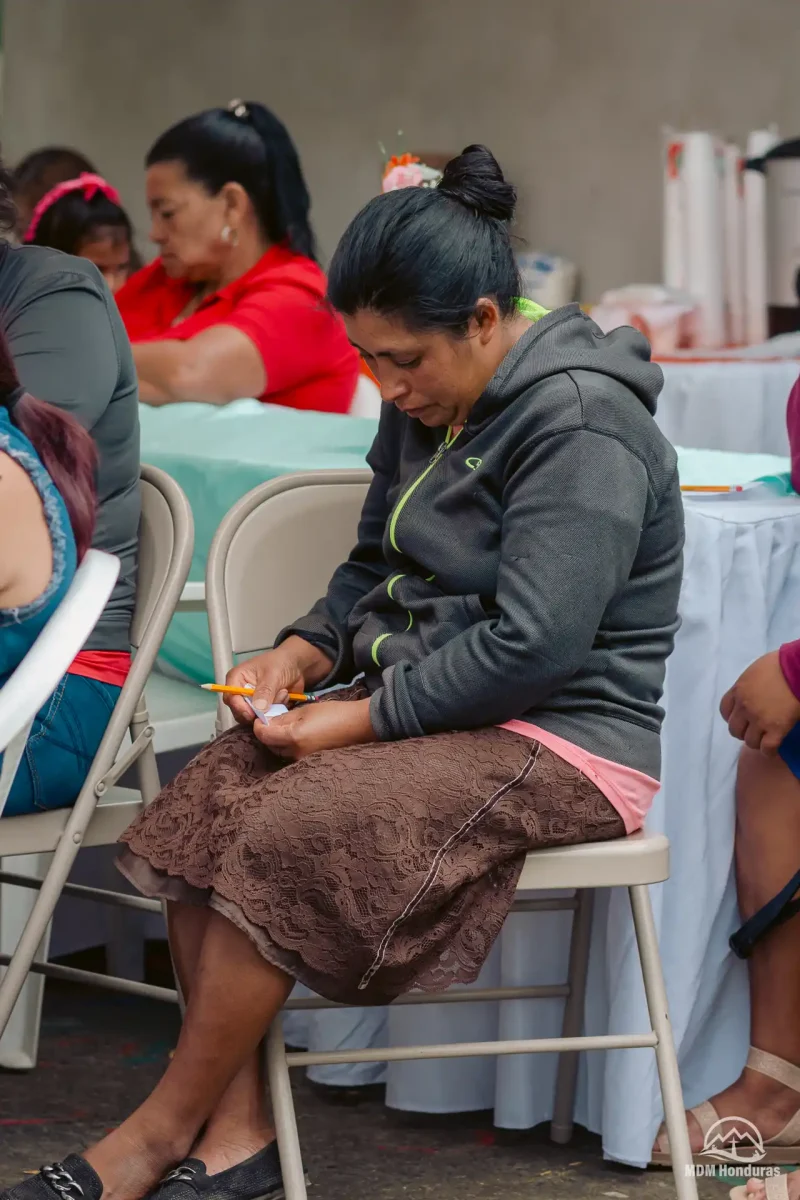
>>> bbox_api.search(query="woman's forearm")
[133,341,227,406]
[133,326,266,406]
[136,376,174,406]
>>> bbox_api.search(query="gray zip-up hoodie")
[282,304,684,778]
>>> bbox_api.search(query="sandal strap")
[655,1099,719,1152]
[747,1047,800,1093]
[766,1107,800,1148]
[765,1176,791,1200]
[691,1099,721,1139]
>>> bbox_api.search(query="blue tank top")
[0,406,77,687]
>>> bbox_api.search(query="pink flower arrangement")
[381,152,443,194]
[383,161,425,191]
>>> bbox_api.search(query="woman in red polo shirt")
[116,100,359,413]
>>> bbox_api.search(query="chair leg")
[265,1015,307,1200]
[551,887,594,1144]
[0,833,83,1040]
[629,884,697,1200]
[0,854,52,1069]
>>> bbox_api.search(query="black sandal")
[1,1156,104,1200]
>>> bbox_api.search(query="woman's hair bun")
[438,144,516,223]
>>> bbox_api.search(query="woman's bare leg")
[166,902,275,1173]
[81,908,293,1200]
[658,748,800,1155]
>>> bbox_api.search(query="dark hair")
[146,101,316,260]
[0,334,97,560]
[328,145,522,334]
[29,189,132,257]
[12,147,97,231]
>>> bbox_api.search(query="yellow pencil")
[680,485,744,493]
[201,683,314,702]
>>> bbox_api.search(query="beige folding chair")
[206,470,696,1200]
[0,464,193,1061]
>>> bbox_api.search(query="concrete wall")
[2,0,800,300]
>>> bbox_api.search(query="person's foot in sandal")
[653,1048,800,1163]
[731,1168,800,1199]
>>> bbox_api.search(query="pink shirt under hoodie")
[500,722,659,834]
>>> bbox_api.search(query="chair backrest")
[132,466,190,648]
[77,464,194,796]
[207,470,371,728]
[0,550,120,812]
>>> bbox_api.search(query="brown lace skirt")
[117,709,624,1005]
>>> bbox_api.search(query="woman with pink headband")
[24,172,135,294]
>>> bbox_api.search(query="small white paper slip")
[245,699,289,724]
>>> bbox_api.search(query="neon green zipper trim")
[388,426,462,553]
[374,433,460,666]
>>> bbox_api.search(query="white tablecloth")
[283,496,800,1165]
[20,496,800,1164]
[657,360,799,455]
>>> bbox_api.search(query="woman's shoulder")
[0,243,138,440]
[0,417,75,620]
[0,242,109,304]
[245,246,327,302]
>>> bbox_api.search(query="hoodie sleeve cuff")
[369,670,426,742]
[274,616,351,690]
[779,641,800,701]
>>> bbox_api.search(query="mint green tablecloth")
[140,402,794,683]
[675,446,792,491]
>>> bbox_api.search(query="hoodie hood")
[469,303,663,431]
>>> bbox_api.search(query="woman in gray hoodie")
[3,146,684,1200]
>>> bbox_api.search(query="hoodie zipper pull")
[429,426,461,465]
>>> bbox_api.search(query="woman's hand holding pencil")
[220,636,335,728]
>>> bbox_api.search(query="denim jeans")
[3,674,121,817]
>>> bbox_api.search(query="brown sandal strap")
[748,1047,800,1093]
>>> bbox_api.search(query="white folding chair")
[0,551,120,809]
[0,465,193,1064]
[205,470,697,1200]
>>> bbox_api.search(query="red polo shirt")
[116,245,359,414]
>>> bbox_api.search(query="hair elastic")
[23,172,122,243]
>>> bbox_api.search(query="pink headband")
[23,172,122,243]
